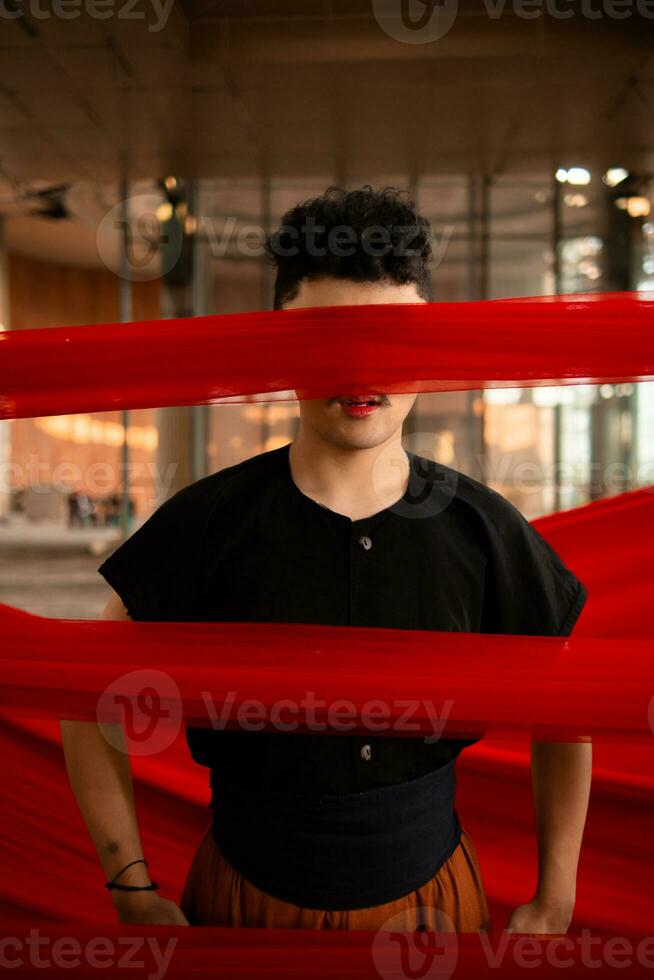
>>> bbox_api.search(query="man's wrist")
[110,887,159,913]
[106,858,158,911]
[532,890,575,923]
[535,863,577,911]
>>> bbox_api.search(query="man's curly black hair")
[265,186,433,309]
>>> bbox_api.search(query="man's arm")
[59,590,188,925]
[507,740,592,934]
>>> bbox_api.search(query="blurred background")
[1,5,654,615]
[2,3,654,940]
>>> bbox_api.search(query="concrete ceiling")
[0,1,653,196]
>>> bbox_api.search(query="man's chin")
[326,431,390,452]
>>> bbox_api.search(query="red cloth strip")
[2,291,653,420]
[1,923,652,978]
[2,485,653,738]
[0,603,651,739]
[1,484,653,936]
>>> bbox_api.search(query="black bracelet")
[105,858,159,892]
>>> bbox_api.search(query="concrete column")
[118,179,133,535]
[154,404,194,504]
[155,179,197,504]
[467,175,490,485]
[551,174,563,512]
[154,275,194,501]
[0,218,10,522]
[190,181,209,483]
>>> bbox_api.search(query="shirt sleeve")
[97,481,215,622]
[480,494,588,638]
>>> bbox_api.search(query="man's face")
[285,277,421,451]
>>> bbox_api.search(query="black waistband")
[209,761,461,911]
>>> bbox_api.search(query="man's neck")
[288,430,410,522]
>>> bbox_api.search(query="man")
[60,186,590,932]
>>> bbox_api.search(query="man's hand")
[506,897,573,935]
[114,893,189,925]
[61,592,190,930]
[520,740,591,935]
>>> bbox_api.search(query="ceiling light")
[603,168,628,187]
[532,386,577,407]
[626,196,651,218]
[564,193,588,208]
[156,202,174,222]
[578,260,600,279]
[566,168,591,186]
[483,388,522,406]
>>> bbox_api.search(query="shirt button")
[360,743,372,761]
[358,535,372,551]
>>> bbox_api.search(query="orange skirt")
[180,823,491,932]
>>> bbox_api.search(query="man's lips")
[336,395,383,417]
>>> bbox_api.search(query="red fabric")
[2,923,653,979]
[2,293,653,974]
[2,291,653,419]
[2,491,654,738]
[1,487,653,961]
[0,596,651,738]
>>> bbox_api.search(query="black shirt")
[98,442,587,908]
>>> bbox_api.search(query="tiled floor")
[0,550,112,618]
[0,519,122,618]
